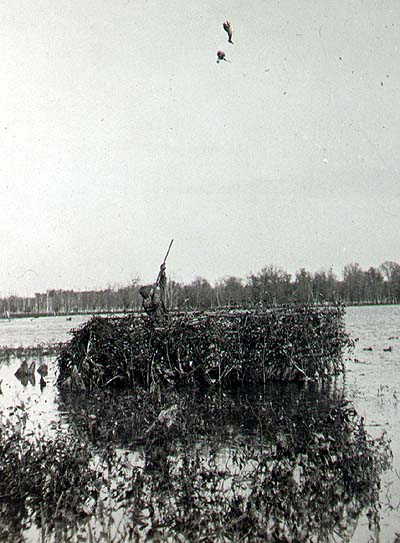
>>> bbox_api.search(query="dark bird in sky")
[217,50,228,63]
[223,20,233,43]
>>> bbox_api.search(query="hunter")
[139,263,168,322]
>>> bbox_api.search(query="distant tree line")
[1,261,400,317]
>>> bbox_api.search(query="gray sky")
[1,0,399,296]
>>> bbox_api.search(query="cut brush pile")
[57,304,353,390]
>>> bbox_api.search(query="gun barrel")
[163,239,174,264]
[155,239,174,285]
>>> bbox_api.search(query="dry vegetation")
[57,304,353,390]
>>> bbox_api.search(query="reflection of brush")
[145,405,179,434]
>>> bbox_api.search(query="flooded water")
[0,315,90,436]
[345,305,400,542]
[0,314,91,348]
[0,306,400,542]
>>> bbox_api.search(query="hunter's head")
[139,285,152,299]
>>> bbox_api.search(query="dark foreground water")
[0,307,399,542]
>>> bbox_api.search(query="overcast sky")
[1,0,399,296]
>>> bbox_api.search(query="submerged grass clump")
[57,304,353,390]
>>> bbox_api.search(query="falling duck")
[217,50,230,63]
[223,20,233,44]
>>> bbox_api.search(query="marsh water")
[0,306,400,542]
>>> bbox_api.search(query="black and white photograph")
[1,1,400,541]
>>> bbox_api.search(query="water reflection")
[52,381,391,543]
[0,353,61,437]
[0,307,398,541]
[0,341,393,542]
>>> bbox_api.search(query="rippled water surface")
[0,306,400,542]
